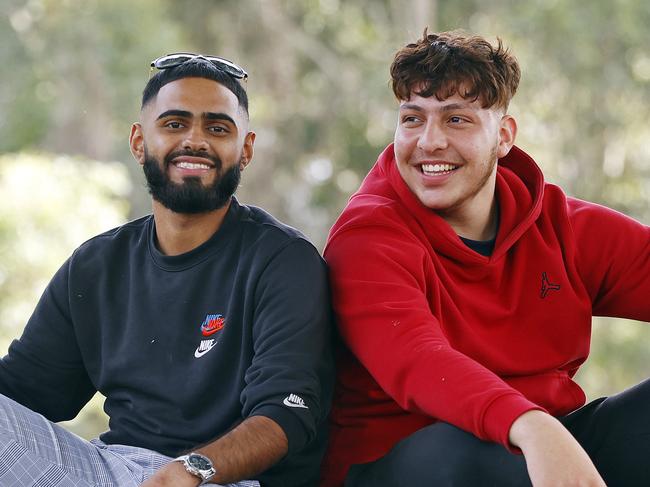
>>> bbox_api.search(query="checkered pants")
[0,393,259,487]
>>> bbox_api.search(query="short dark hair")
[142,58,249,115]
[390,28,520,110]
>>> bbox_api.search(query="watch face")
[188,453,212,471]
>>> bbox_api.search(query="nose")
[182,126,209,152]
[416,121,448,153]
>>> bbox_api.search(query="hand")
[140,461,201,487]
[509,410,606,487]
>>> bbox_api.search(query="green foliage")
[576,318,650,400]
[0,153,130,342]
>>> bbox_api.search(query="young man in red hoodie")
[321,29,650,487]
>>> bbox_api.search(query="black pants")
[346,378,650,487]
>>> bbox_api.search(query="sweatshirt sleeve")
[240,239,334,454]
[325,224,541,450]
[0,257,96,421]
[569,199,650,321]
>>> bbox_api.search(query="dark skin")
[142,416,288,486]
[130,77,255,256]
[130,77,288,486]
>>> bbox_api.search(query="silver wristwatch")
[173,452,216,484]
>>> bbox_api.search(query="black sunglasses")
[150,52,248,81]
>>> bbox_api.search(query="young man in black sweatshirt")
[0,54,333,487]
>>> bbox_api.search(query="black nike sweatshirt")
[0,198,334,487]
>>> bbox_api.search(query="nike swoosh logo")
[194,341,217,358]
[283,397,308,409]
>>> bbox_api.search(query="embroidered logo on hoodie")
[540,272,561,298]
[201,314,225,336]
[194,339,217,358]
[283,393,308,409]
[194,314,226,358]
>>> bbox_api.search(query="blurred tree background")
[1,0,648,439]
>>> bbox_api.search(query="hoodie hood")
[328,143,545,263]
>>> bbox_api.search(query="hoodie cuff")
[481,393,546,453]
[250,404,310,454]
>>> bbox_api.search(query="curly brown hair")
[390,28,520,110]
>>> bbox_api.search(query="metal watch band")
[172,452,216,483]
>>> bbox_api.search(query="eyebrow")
[156,110,237,126]
[399,102,476,113]
[203,112,237,126]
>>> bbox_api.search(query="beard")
[459,138,500,203]
[476,140,499,194]
[142,148,242,214]
[436,138,500,218]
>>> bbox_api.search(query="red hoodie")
[320,144,650,486]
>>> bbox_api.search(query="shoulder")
[238,203,304,240]
[565,195,647,232]
[541,183,641,224]
[236,203,323,262]
[325,196,430,279]
[70,215,151,263]
[538,184,649,269]
[539,184,648,240]
[327,194,425,256]
[330,194,416,239]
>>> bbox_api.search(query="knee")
[351,422,529,486]
[382,423,488,484]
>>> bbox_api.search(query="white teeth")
[421,163,456,175]
[176,161,211,170]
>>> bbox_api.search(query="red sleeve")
[325,222,542,450]
[569,199,650,321]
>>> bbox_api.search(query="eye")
[401,115,422,125]
[449,116,463,124]
[164,121,185,129]
[207,125,228,134]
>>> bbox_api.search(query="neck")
[440,179,499,241]
[436,159,500,241]
[151,198,232,256]
[446,197,499,241]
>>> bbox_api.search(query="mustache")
[164,150,222,169]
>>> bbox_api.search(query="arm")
[0,257,95,420]
[508,410,605,487]
[570,199,650,320]
[142,415,287,486]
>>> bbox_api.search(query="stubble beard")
[142,147,242,214]
[436,140,500,220]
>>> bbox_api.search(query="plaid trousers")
[0,393,259,487]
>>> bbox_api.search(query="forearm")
[508,410,605,486]
[198,414,288,484]
[509,409,574,453]
[143,415,288,487]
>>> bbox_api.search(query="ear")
[496,115,517,159]
[239,131,256,171]
[129,123,145,165]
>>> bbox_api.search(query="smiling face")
[129,77,254,213]
[393,91,516,238]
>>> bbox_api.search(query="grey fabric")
[0,394,259,487]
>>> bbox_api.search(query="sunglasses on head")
[150,52,248,81]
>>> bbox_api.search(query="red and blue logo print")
[201,314,225,336]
